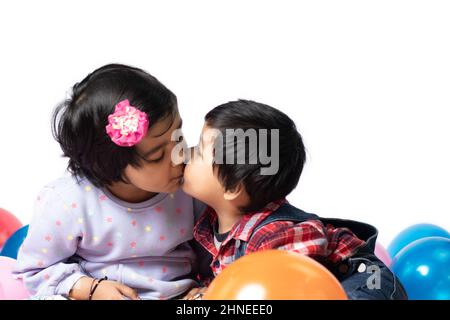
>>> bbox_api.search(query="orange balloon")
[0,208,22,248]
[204,250,347,300]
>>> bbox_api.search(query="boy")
[182,100,407,300]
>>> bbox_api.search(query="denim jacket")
[233,203,408,300]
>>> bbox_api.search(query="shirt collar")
[194,199,286,254]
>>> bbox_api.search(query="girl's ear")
[223,183,245,201]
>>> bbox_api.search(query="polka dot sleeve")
[13,186,86,298]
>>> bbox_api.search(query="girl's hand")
[182,286,207,300]
[91,280,140,300]
[69,277,140,300]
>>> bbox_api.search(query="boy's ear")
[223,183,245,201]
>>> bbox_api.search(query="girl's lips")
[171,174,184,185]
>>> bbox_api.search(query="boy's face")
[182,124,225,206]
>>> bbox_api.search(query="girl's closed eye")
[143,151,165,163]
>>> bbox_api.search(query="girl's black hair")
[205,99,306,213]
[52,64,178,188]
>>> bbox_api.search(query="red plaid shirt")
[193,199,365,281]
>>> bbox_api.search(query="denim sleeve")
[13,186,86,298]
[340,256,408,300]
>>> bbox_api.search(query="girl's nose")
[171,144,192,167]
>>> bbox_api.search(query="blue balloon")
[392,236,450,300]
[388,223,449,258]
[0,225,28,259]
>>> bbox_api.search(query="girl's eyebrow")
[152,118,183,138]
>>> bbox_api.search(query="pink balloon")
[0,208,22,247]
[374,242,392,267]
[0,256,30,300]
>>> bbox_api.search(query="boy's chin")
[180,178,200,199]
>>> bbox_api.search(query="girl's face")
[122,112,185,196]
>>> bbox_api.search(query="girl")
[14,64,204,300]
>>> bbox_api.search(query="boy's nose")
[185,147,195,164]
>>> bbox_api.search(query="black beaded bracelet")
[88,276,108,300]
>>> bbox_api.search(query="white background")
[0,0,449,246]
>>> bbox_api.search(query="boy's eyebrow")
[142,119,183,157]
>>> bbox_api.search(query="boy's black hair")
[52,63,178,188]
[205,99,306,213]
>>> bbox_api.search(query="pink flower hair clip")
[106,99,149,147]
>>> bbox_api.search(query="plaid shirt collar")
[193,199,286,257]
